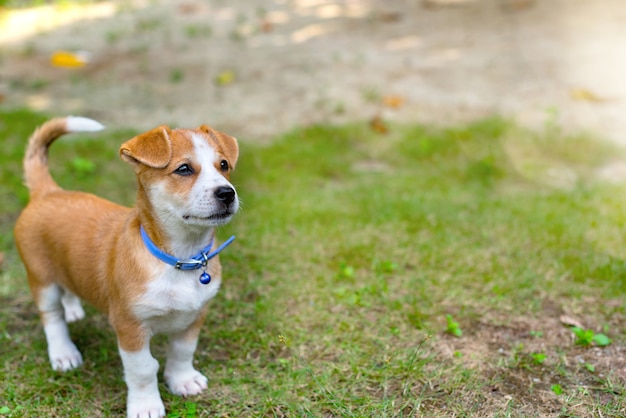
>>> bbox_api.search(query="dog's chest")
[133,268,220,333]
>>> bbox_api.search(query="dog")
[14,116,239,418]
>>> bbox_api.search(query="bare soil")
[1,0,626,143]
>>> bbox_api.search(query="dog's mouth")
[183,211,232,222]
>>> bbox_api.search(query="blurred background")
[1,0,625,143]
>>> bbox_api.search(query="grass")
[0,109,625,416]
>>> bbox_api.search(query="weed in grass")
[401,334,431,396]
[551,384,564,395]
[336,262,355,281]
[571,327,612,347]
[531,352,547,365]
[445,314,463,337]
[169,68,185,84]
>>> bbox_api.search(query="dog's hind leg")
[37,284,84,371]
[61,288,85,323]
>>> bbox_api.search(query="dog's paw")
[63,304,85,323]
[49,342,83,371]
[61,295,85,323]
[127,399,165,418]
[166,370,208,396]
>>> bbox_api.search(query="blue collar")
[140,226,235,284]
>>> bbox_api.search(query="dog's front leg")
[118,329,164,418]
[164,310,208,396]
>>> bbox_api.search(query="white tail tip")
[65,116,105,133]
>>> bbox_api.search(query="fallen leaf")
[559,315,584,329]
[570,88,607,103]
[369,115,389,134]
[377,11,402,23]
[50,51,90,68]
[215,70,235,86]
[0,252,4,270]
[260,19,273,33]
[383,95,405,109]
[178,3,199,14]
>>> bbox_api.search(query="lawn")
[0,109,625,417]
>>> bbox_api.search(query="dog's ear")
[120,125,172,168]
[197,125,239,170]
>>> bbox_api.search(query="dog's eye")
[220,160,229,171]
[174,164,194,176]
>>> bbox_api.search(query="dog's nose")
[215,186,236,206]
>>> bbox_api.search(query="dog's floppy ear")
[120,125,172,168]
[197,125,239,169]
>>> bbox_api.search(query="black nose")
[215,186,236,206]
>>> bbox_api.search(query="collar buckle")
[175,258,204,270]
[140,225,235,274]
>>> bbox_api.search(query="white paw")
[63,303,85,323]
[49,342,83,371]
[166,370,208,396]
[61,292,85,323]
[127,399,165,418]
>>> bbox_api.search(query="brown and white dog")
[14,117,239,418]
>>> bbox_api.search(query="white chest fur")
[133,267,221,334]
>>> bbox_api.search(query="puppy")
[14,117,239,418]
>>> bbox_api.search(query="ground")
[1,0,626,143]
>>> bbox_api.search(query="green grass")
[1,109,625,416]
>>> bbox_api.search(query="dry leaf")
[260,19,273,33]
[0,252,4,270]
[178,3,199,14]
[215,70,235,86]
[383,95,405,109]
[377,11,402,23]
[369,115,389,134]
[559,315,584,329]
[50,51,90,68]
[570,88,607,103]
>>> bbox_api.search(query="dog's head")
[120,124,239,228]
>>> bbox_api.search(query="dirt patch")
[433,307,626,416]
[1,0,626,143]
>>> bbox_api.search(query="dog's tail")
[23,116,105,197]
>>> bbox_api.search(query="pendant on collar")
[199,271,212,284]
[140,226,236,285]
